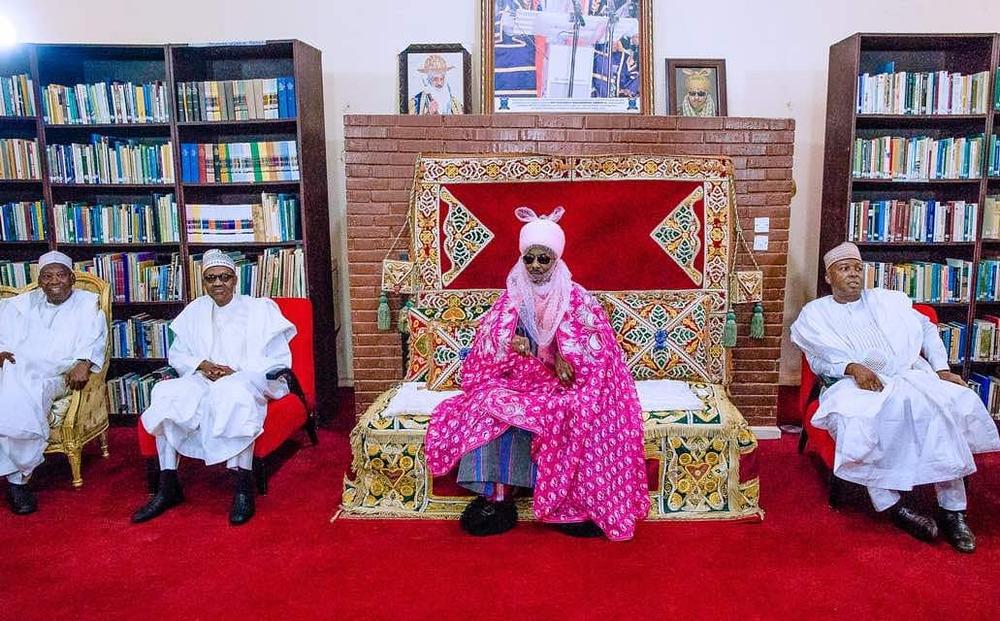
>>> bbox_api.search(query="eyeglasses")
[688,91,707,97]
[204,273,234,283]
[522,254,552,266]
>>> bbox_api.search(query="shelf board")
[0,116,38,125]
[186,240,301,248]
[50,183,176,190]
[0,178,43,186]
[176,118,296,130]
[56,242,181,249]
[112,300,185,307]
[44,122,171,130]
[111,357,168,363]
[851,178,982,186]
[853,241,974,248]
[183,180,300,189]
[0,239,48,245]
[855,114,988,128]
[918,302,969,307]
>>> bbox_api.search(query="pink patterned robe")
[425,284,650,541]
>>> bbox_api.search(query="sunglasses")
[204,273,235,283]
[688,91,707,97]
[522,254,552,266]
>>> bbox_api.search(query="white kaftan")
[791,288,1000,491]
[140,294,295,466]
[0,289,106,478]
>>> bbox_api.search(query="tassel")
[723,309,737,348]
[398,298,413,335]
[377,293,391,331]
[750,303,764,339]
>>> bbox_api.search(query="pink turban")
[515,206,566,258]
[823,241,862,270]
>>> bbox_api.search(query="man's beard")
[423,79,454,114]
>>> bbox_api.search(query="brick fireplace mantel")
[344,114,794,426]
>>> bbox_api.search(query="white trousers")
[6,471,26,484]
[156,436,253,471]
[867,478,968,512]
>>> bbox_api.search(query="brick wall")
[344,114,794,426]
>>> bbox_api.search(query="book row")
[176,77,296,122]
[975,258,1000,301]
[54,195,179,244]
[180,141,300,183]
[0,74,36,117]
[847,199,978,243]
[856,69,991,115]
[0,138,40,180]
[969,315,1000,363]
[0,201,45,241]
[46,137,174,185]
[107,367,177,416]
[187,247,306,298]
[0,260,36,288]
[968,373,1000,419]
[40,81,169,125]
[852,135,984,180]
[186,193,301,243]
[985,197,1000,239]
[75,252,184,303]
[938,322,968,365]
[863,259,972,304]
[111,313,173,359]
[989,134,999,178]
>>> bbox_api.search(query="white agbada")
[791,288,1000,490]
[0,289,106,478]
[140,294,296,466]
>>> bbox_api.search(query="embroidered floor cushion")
[598,291,715,383]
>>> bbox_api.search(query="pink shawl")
[424,284,650,541]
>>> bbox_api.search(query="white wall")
[9,0,1000,384]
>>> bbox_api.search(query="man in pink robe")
[424,206,650,541]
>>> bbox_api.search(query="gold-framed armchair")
[0,271,113,487]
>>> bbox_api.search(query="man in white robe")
[0,251,106,515]
[132,249,296,525]
[792,241,1000,553]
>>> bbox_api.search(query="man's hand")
[937,370,966,387]
[65,360,92,391]
[511,335,532,357]
[197,361,236,382]
[554,352,575,388]
[845,363,883,392]
[0,351,15,366]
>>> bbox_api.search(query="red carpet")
[3,401,999,620]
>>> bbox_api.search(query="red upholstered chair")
[798,303,938,506]
[137,297,318,494]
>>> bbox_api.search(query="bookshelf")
[821,32,1000,414]
[0,40,335,419]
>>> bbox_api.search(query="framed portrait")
[399,44,473,115]
[481,0,653,114]
[666,58,728,117]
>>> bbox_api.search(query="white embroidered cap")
[201,249,237,274]
[38,250,73,271]
[823,241,862,270]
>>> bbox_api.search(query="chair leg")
[253,457,268,495]
[146,458,160,494]
[68,450,83,488]
[797,428,808,454]
[99,431,110,457]
[305,412,319,446]
[828,473,845,509]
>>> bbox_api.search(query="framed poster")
[666,58,728,117]
[399,44,473,115]
[481,0,653,114]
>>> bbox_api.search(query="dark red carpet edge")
[2,399,998,621]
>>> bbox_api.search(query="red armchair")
[798,303,938,506]
[137,297,318,494]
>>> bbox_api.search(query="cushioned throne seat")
[341,153,763,523]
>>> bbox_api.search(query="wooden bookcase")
[821,32,1000,380]
[0,40,336,419]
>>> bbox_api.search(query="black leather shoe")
[459,496,517,536]
[557,521,604,538]
[131,470,184,523]
[938,509,976,553]
[229,469,256,525]
[5,483,37,515]
[889,502,938,542]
